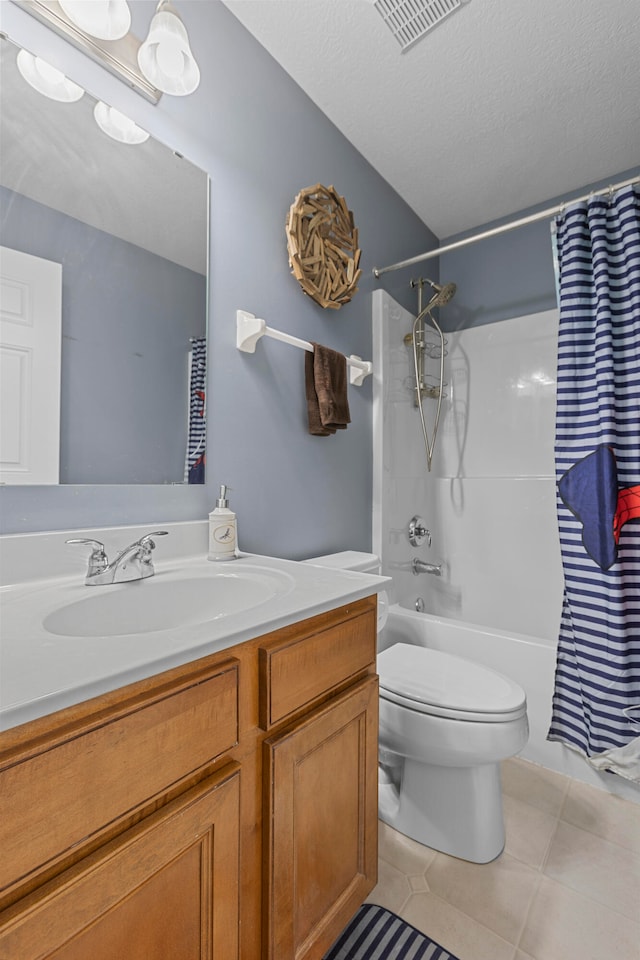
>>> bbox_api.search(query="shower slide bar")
[236,309,373,386]
[373,174,640,277]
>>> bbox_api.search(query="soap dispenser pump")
[208,484,237,561]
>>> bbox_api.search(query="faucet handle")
[133,531,169,563]
[137,531,169,550]
[66,537,106,552]
[66,538,108,574]
[408,516,431,548]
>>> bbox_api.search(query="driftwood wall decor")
[285,184,362,309]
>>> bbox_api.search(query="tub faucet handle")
[409,516,431,548]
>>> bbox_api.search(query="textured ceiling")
[222,0,640,239]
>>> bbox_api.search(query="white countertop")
[0,549,387,731]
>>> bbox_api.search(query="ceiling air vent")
[374,0,468,52]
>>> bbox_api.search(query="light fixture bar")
[13,0,162,102]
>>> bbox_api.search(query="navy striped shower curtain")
[548,184,640,780]
[185,337,206,484]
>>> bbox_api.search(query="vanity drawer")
[0,657,238,900]
[258,596,377,730]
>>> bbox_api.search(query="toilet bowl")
[304,552,528,863]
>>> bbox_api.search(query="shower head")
[425,278,457,309]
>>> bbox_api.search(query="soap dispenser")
[208,484,237,561]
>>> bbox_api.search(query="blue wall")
[438,166,640,331]
[0,1,437,553]
[1,187,206,484]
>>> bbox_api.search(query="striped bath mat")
[323,903,459,959]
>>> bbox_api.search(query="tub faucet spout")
[412,557,443,577]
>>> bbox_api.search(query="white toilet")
[305,551,529,864]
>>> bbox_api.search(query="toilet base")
[379,759,505,864]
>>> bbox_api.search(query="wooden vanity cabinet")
[0,595,378,960]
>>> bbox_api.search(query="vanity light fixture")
[137,1,200,96]
[93,101,149,144]
[16,47,84,101]
[58,0,131,41]
[16,0,201,102]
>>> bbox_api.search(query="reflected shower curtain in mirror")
[548,184,640,781]
[185,337,206,484]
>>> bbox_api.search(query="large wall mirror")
[0,34,209,485]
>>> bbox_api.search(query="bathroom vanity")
[0,533,382,960]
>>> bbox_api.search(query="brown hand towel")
[305,343,351,436]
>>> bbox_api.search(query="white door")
[0,246,62,484]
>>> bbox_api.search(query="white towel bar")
[236,310,373,386]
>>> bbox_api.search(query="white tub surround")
[372,290,563,635]
[0,520,389,729]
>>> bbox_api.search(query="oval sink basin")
[42,565,295,637]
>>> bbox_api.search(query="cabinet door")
[0,765,240,960]
[263,677,378,960]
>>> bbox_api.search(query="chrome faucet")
[66,531,169,585]
[412,557,443,577]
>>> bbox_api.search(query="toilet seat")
[377,643,527,723]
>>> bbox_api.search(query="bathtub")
[379,603,559,773]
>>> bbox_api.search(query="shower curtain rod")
[372,174,640,278]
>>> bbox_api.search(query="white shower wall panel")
[431,308,562,638]
[425,476,563,640]
[438,313,558,479]
[373,291,562,643]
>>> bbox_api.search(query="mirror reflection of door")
[0,245,62,484]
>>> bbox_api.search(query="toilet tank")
[304,552,387,630]
[304,551,381,574]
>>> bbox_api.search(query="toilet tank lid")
[304,551,381,572]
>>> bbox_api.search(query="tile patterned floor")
[365,757,640,960]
